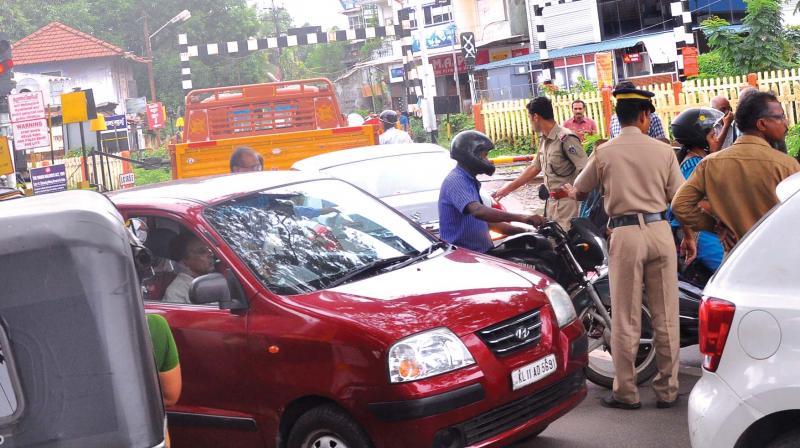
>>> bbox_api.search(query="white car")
[689,172,800,448]
[292,144,519,235]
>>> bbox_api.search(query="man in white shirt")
[164,234,216,304]
[378,110,413,145]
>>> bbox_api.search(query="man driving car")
[164,234,216,304]
[438,130,544,253]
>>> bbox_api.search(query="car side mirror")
[190,273,248,311]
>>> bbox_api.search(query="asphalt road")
[513,346,703,448]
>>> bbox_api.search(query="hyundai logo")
[514,326,531,341]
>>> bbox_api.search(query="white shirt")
[163,271,193,304]
[379,128,413,145]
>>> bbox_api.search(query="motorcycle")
[490,188,704,388]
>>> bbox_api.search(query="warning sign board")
[31,164,68,195]
[9,91,46,123]
[12,119,50,150]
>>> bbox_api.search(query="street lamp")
[143,10,191,102]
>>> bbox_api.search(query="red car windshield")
[204,179,434,295]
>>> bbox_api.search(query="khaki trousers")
[546,198,579,230]
[608,218,680,404]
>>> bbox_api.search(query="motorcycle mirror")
[538,184,550,201]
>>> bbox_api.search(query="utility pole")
[271,0,283,80]
[414,0,438,143]
[143,15,157,102]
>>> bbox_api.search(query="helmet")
[670,107,724,150]
[450,130,496,176]
[379,110,398,130]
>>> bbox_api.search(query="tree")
[702,0,789,74]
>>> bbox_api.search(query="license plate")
[511,354,557,390]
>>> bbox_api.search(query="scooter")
[490,188,703,388]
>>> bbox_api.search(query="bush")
[787,124,800,158]
[694,50,741,79]
[490,135,534,158]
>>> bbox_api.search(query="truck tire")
[288,404,373,448]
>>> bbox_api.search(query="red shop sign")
[623,53,641,64]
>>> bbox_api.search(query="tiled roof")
[12,22,146,66]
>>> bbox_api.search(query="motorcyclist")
[378,110,413,145]
[668,107,725,276]
[438,130,544,253]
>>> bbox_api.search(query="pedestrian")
[709,95,736,152]
[439,130,544,253]
[494,96,587,230]
[668,107,726,273]
[146,313,181,447]
[671,91,800,251]
[399,111,410,133]
[609,82,667,141]
[561,85,685,410]
[562,99,598,142]
[378,110,413,145]
[230,146,263,173]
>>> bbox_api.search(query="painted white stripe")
[670,2,682,17]
[307,33,318,45]
[682,12,692,23]
[207,43,219,55]
[248,39,258,51]
[327,31,339,42]
[227,41,239,53]
[178,34,188,45]
[540,49,549,59]
[180,53,190,62]
[267,37,278,48]
[346,29,357,41]
[181,68,191,75]
[366,27,376,39]
[182,80,193,90]
[287,35,298,47]
[188,46,198,57]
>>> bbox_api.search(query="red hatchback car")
[109,172,587,448]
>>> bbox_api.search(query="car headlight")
[546,284,577,327]
[388,328,475,383]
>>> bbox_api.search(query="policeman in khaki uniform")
[494,97,587,230]
[562,86,685,410]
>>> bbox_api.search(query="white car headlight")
[388,328,475,383]
[546,284,577,327]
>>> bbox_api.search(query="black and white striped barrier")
[671,0,694,81]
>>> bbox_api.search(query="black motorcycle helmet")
[671,107,724,151]
[379,110,398,131]
[450,130,496,176]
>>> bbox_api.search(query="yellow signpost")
[0,136,12,176]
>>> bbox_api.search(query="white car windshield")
[321,152,456,197]
[204,179,435,295]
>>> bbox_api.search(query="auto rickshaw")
[0,190,166,447]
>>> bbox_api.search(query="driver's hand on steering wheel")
[320,207,339,215]
[526,214,545,227]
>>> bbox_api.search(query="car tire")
[767,429,800,448]
[287,404,373,448]
[585,303,659,389]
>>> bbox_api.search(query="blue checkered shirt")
[438,166,493,253]
[609,113,666,139]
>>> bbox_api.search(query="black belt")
[608,212,666,229]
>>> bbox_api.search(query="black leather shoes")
[600,395,641,410]
[656,397,679,409]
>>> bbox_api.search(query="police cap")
[613,84,656,113]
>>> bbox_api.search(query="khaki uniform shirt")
[575,127,684,217]
[532,124,587,190]
[671,135,800,239]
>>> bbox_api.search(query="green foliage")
[442,114,475,135]
[582,134,604,156]
[353,109,370,118]
[551,76,598,97]
[786,124,800,158]
[695,50,742,78]
[410,117,429,143]
[702,0,793,74]
[359,38,384,60]
[490,135,534,158]
[133,167,172,186]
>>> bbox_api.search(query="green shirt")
[146,314,179,372]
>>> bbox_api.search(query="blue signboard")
[105,114,127,129]
[31,164,68,195]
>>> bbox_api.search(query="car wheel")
[584,303,659,389]
[288,404,373,448]
[768,429,800,448]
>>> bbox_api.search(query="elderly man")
[672,91,800,252]
[230,146,263,173]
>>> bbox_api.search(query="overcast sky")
[252,0,349,30]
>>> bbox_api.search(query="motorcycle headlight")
[546,284,577,328]
[388,328,475,383]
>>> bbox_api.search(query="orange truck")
[171,78,379,179]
